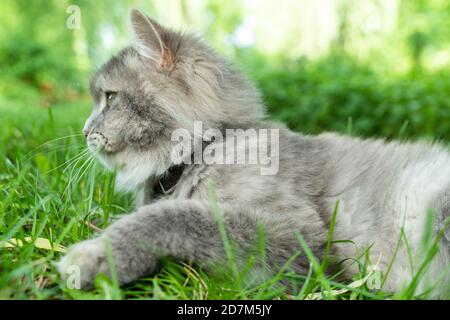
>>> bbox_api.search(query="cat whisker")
[25,134,84,154]
[60,149,91,174]
[66,156,96,200]
[59,152,95,203]
[46,148,90,174]
[23,135,86,162]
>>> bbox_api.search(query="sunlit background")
[1,0,449,140]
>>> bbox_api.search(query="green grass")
[0,98,447,300]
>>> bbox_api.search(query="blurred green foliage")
[0,0,449,140]
[242,52,450,140]
[0,2,79,82]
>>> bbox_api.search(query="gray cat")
[58,9,449,297]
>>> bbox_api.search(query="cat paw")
[57,238,109,290]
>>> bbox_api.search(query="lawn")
[0,97,446,300]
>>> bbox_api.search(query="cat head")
[83,9,264,191]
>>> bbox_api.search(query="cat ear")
[130,9,173,69]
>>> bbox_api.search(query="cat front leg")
[58,199,259,289]
[58,199,317,290]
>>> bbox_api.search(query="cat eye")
[105,91,117,108]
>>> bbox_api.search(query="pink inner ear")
[160,45,173,69]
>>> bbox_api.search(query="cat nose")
[83,129,89,139]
